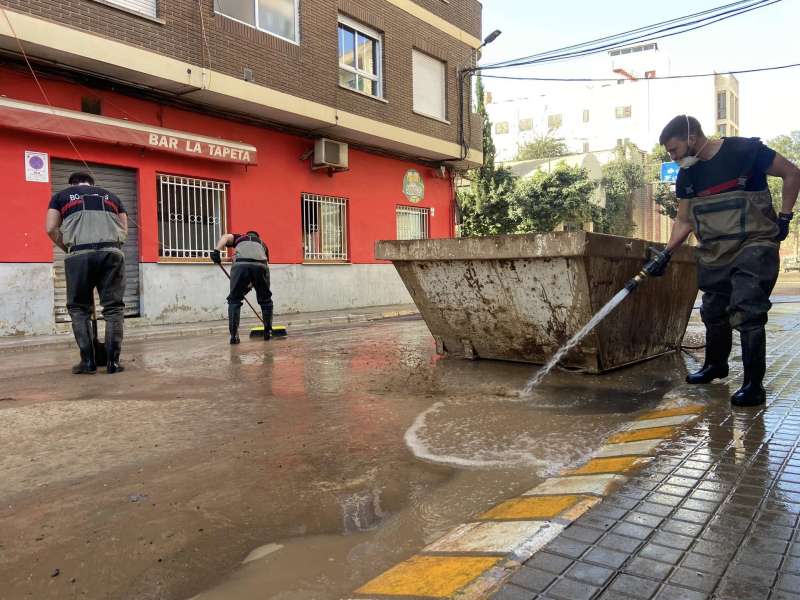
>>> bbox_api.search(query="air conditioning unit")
[312,138,349,170]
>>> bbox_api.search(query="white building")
[485,43,740,162]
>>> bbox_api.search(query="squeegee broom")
[216,263,287,339]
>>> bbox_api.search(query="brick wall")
[3,0,482,152]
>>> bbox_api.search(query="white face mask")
[677,115,708,169]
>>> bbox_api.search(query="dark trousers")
[65,250,126,323]
[227,263,273,311]
[699,244,779,332]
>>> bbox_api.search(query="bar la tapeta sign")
[147,133,254,164]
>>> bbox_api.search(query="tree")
[457,76,518,236]
[766,131,800,257]
[510,163,597,233]
[647,143,678,218]
[514,132,569,161]
[598,145,645,236]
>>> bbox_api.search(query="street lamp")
[479,29,502,51]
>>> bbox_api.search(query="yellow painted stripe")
[568,456,642,475]
[355,555,501,597]
[637,405,703,421]
[608,426,676,444]
[479,495,583,520]
[385,0,482,48]
[558,497,601,521]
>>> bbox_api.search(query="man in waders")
[211,231,273,344]
[45,172,128,374]
[647,115,800,406]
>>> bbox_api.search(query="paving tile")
[782,555,800,573]
[611,521,654,541]
[637,542,684,565]
[508,566,557,593]
[562,524,605,545]
[606,573,661,599]
[660,519,703,538]
[714,577,770,600]
[776,573,800,593]
[668,567,720,593]
[681,552,728,575]
[771,591,800,600]
[653,585,709,600]
[598,533,642,553]
[736,548,784,570]
[650,531,694,551]
[623,556,673,581]
[490,583,537,600]
[424,521,546,553]
[672,508,712,525]
[544,536,590,559]
[637,501,675,517]
[525,551,573,575]
[563,561,615,586]
[723,562,777,587]
[546,576,598,600]
[583,546,629,569]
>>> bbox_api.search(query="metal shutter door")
[106,0,156,18]
[50,160,140,322]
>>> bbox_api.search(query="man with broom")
[211,231,273,344]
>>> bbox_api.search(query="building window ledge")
[87,0,166,25]
[412,109,450,125]
[338,84,388,104]
[302,261,351,265]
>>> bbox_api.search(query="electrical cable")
[478,61,800,82]
[480,0,781,71]
[483,0,761,69]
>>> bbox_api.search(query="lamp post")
[458,29,502,161]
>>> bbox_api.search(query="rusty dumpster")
[376,232,697,373]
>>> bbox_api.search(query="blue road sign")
[661,162,680,183]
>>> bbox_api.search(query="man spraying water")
[652,115,800,406]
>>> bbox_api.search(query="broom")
[216,263,287,339]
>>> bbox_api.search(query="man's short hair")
[68,172,95,185]
[246,230,260,238]
[659,115,703,146]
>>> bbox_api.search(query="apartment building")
[0,0,483,335]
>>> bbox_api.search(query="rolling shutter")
[105,0,157,18]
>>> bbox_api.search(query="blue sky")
[478,0,800,141]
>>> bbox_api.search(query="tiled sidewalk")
[492,306,800,600]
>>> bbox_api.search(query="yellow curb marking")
[608,426,676,444]
[636,405,703,421]
[355,555,501,597]
[568,455,643,475]
[479,495,584,520]
[558,496,601,521]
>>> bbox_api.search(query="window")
[547,114,562,129]
[518,118,533,131]
[214,0,298,43]
[412,49,446,120]
[582,109,590,123]
[338,16,382,98]
[718,123,727,137]
[495,121,509,134]
[157,175,228,260]
[717,91,727,120]
[582,142,590,153]
[615,105,632,119]
[106,0,156,18]
[302,193,348,262]
[396,206,429,240]
[733,94,739,124]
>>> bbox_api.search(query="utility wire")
[483,0,761,69]
[479,61,800,82]
[479,0,781,71]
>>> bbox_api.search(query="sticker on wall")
[25,151,49,182]
[403,169,425,203]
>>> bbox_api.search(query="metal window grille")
[302,193,348,261]
[396,205,429,240]
[157,175,228,259]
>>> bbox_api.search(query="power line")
[479,0,782,71]
[479,61,800,82]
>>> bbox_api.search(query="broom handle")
[217,262,265,327]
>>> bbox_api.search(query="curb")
[343,402,706,600]
[0,309,420,354]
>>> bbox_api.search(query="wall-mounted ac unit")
[313,138,349,170]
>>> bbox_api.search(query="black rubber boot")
[105,316,125,374]
[686,321,732,384]
[731,327,767,407]
[261,305,273,341]
[70,314,97,375]
[229,304,241,344]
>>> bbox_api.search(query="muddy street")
[0,316,698,600]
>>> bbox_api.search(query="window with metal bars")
[157,175,228,260]
[302,193,348,262]
[396,205,429,240]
